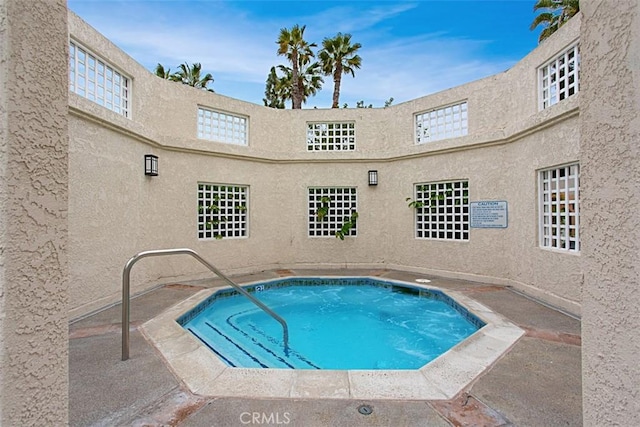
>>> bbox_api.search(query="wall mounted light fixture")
[368,170,378,186]
[144,154,158,176]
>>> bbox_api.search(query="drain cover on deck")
[357,404,373,415]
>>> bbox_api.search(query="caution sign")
[470,201,508,228]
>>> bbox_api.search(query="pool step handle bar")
[122,248,290,361]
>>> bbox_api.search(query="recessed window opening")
[539,42,580,110]
[69,40,131,117]
[308,187,358,237]
[539,164,580,251]
[414,180,469,241]
[415,102,468,144]
[307,122,356,151]
[197,107,248,145]
[198,183,248,240]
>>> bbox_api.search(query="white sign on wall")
[470,201,508,228]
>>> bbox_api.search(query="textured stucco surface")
[66,12,583,319]
[0,0,69,425]
[3,2,639,424]
[580,1,640,425]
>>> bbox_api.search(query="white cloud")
[338,34,515,105]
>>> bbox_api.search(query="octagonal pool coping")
[140,277,525,400]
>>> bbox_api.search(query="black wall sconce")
[144,154,158,176]
[368,170,378,186]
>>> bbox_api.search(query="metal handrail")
[121,248,289,361]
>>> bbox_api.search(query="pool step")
[187,321,318,369]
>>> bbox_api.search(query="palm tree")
[173,62,215,92]
[277,56,324,108]
[154,63,173,79]
[530,0,580,43]
[263,66,286,109]
[318,33,362,108]
[277,25,316,109]
[273,69,293,108]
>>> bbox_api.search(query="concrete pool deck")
[69,269,582,426]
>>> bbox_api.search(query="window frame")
[538,163,580,252]
[69,39,131,118]
[308,187,358,238]
[197,107,249,146]
[538,41,580,110]
[306,121,356,151]
[413,180,470,241]
[415,101,468,144]
[197,183,249,240]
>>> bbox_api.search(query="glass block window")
[198,183,248,240]
[539,164,580,251]
[415,102,468,144]
[539,43,580,110]
[307,122,356,151]
[413,181,469,241]
[69,40,130,117]
[308,187,357,237]
[197,107,248,145]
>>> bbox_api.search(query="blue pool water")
[179,278,484,370]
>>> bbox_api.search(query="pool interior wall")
[178,277,487,370]
[141,276,525,400]
[178,277,486,329]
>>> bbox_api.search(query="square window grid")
[69,41,130,117]
[414,181,469,241]
[198,107,248,145]
[539,164,580,251]
[308,187,358,237]
[307,122,356,151]
[198,184,248,239]
[540,43,580,110]
[415,102,468,144]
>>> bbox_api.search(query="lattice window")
[307,122,356,151]
[415,102,468,144]
[413,181,469,241]
[198,183,248,239]
[539,43,580,110]
[308,187,358,237]
[198,107,248,145]
[539,164,580,251]
[69,40,130,117]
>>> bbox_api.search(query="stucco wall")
[67,11,583,318]
[580,0,640,425]
[0,0,69,425]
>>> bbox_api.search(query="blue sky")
[68,0,542,108]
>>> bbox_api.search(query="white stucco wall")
[67,11,583,318]
[0,0,69,424]
[3,1,640,424]
[580,1,640,425]
[4,2,639,424]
